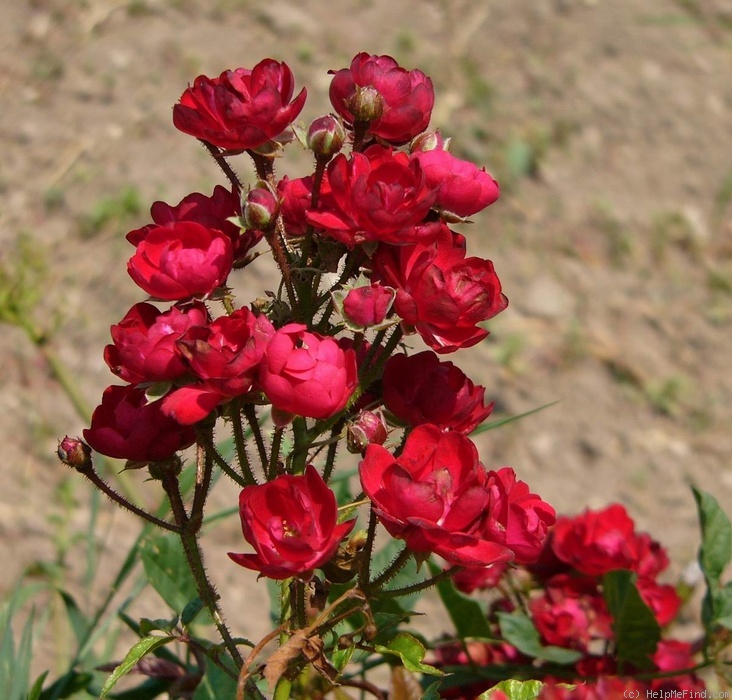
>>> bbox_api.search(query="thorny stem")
[200,140,243,192]
[244,402,269,476]
[299,156,328,268]
[160,469,244,671]
[375,565,462,599]
[191,431,215,530]
[268,426,284,480]
[321,420,344,483]
[229,401,257,485]
[200,427,248,488]
[71,461,180,533]
[237,625,284,700]
[366,546,412,591]
[358,507,379,589]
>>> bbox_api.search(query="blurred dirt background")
[1,0,731,687]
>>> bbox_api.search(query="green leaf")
[478,679,545,699]
[496,613,582,665]
[139,616,178,635]
[98,635,176,699]
[140,534,198,613]
[191,661,238,700]
[710,581,732,630]
[422,681,443,700]
[28,671,49,700]
[181,598,205,628]
[471,402,559,436]
[602,569,660,670]
[693,487,732,588]
[375,632,444,677]
[428,560,493,640]
[57,590,89,649]
[9,607,35,700]
[38,672,94,700]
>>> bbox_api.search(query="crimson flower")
[173,60,306,152]
[329,53,434,144]
[259,324,358,419]
[382,351,492,433]
[411,148,500,218]
[277,176,314,237]
[127,221,233,301]
[361,424,522,567]
[373,225,508,353]
[104,301,209,384]
[306,145,436,247]
[84,385,195,462]
[228,465,356,580]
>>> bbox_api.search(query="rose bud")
[410,129,451,154]
[332,279,397,331]
[57,436,92,472]
[228,465,356,580]
[242,184,280,231]
[307,115,346,158]
[346,410,388,454]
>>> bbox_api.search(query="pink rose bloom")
[259,324,358,419]
[412,148,500,218]
[228,465,356,580]
[173,59,306,152]
[329,53,434,144]
[127,221,233,301]
[104,301,209,384]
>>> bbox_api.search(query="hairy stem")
[375,565,462,599]
[229,401,257,485]
[244,402,269,477]
[366,546,412,591]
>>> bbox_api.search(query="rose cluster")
[81,53,551,587]
[437,504,705,698]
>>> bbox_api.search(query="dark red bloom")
[329,53,434,144]
[259,324,358,419]
[306,145,436,247]
[84,384,194,462]
[173,60,306,152]
[277,176,313,237]
[383,351,492,433]
[104,302,209,384]
[127,221,233,301]
[452,562,508,594]
[373,225,508,353]
[361,424,535,567]
[127,186,261,262]
[228,465,356,580]
[411,148,500,218]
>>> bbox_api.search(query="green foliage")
[192,661,239,700]
[374,632,443,676]
[602,570,661,671]
[496,612,582,665]
[693,487,732,632]
[140,533,199,614]
[478,679,546,699]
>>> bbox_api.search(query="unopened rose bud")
[410,129,451,153]
[347,410,388,454]
[348,86,384,123]
[242,184,280,231]
[307,115,346,158]
[57,436,92,471]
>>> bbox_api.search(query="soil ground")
[1,0,731,691]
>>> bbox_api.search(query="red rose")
[412,148,500,218]
[127,221,233,301]
[228,465,356,580]
[383,351,493,433]
[83,384,195,462]
[650,640,705,693]
[452,562,508,594]
[104,301,209,384]
[306,146,436,247]
[126,186,261,262]
[551,504,643,577]
[637,578,681,626]
[258,324,358,419]
[176,308,275,397]
[173,60,306,152]
[329,53,434,144]
[277,176,313,237]
[484,467,556,564]
[359,424,515,567]
[373,225,508,353]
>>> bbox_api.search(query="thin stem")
[191,432,215,531]
[237,626,285,700]
[244,403,269,476]
[339,678,386,700]
[358,507,379,589]
[322,420,344,483]
[160,470,244,669]
[375,565,462,599]
[201,140,242,192]
[366,546,412,591]
[229,401,257,485]
[72,461,180,533]
[201,429,248,488]
[268,427,284,480]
